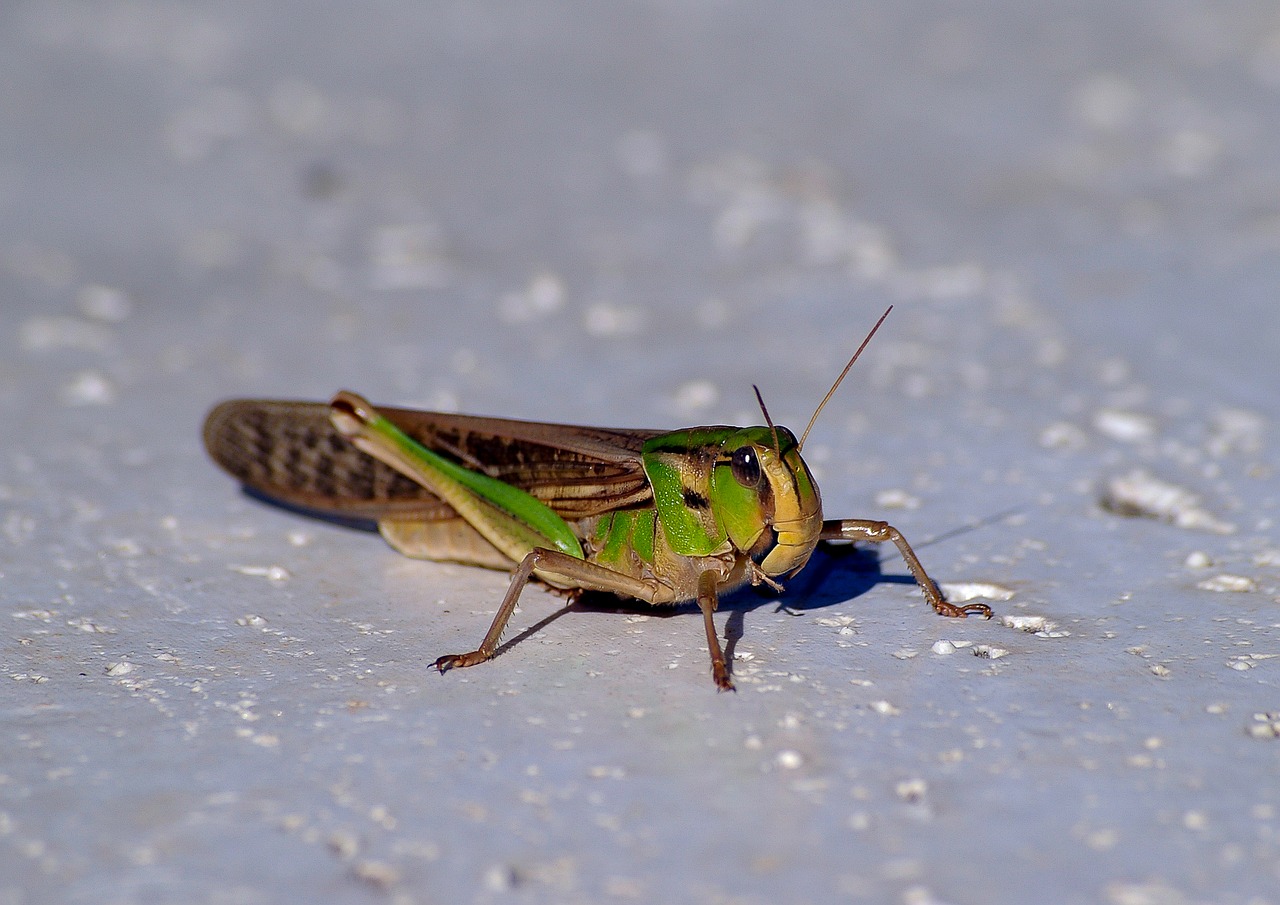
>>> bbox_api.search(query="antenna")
[798,305,893,451]
[752,384,781,457]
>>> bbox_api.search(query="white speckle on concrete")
[351,859,400,890]
[1183,551,1212,569]
[894,778,927,803]
[1100,470,1235,534]
[1195,574,1256,593]
[1252,548,1280,567]
[59,370,117,405]
[583,303,644,337]
[775,750,804,770]
[1247,713,1280,739]
[1093,408,1157,443]
[76,284,132,322]
[6,7,1280,903]
[1000,614,1069,637]
[229,564,292,583]
[874,488,920,509]
[669,380,719,417]
[1207,408,1264,457]
[1039,421,1088,451]
[939,582,1015,602]
[499,272,566,324]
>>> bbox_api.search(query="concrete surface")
[3,3,1280,904]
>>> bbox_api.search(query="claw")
[933,600,993,619]
[434,651,487,673]
[712,661,735,692]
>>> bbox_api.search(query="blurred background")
[3,3,1279,903]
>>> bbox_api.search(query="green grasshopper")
[202,308,991,690]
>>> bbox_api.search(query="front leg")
[696,570,733,691]
[820,519,992,618]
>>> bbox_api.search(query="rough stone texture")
[3,3,1279,903]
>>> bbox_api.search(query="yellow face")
[757,443,823,577]
[709,427,824,578]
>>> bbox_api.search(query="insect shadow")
[241,485,1016,681]
[488,505,1024,673]
[490,542,907,668]
[241,488,382,532]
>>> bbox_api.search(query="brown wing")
[202,399,660,522]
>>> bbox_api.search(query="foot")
[434,651,488,673]
[711,660,735,692]
[932,599,993,618]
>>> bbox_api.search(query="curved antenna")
[752,384,781,457]
[798,305,893,451]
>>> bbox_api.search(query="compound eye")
[729,447,762,488]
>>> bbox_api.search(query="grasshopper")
[202,308,990,690]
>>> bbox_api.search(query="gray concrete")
[3,3,1279,903]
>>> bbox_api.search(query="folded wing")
[202,399,660,523]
